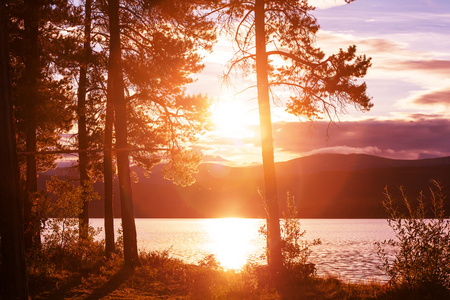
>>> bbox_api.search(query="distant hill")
[38,154,450,218]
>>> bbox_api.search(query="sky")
[187,0,450,166]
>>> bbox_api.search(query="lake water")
[90,218,395,283]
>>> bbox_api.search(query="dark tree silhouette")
[78,0,93,239]
[105,0,215,266]
[0,1,28,298]
[104,75,115,256]
[108,0,139,267]
[10,0,75,250]
[118,0,215,185]
[22,0,40,251]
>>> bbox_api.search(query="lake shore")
[28,250,426,300]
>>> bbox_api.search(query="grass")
[28,248,445,300]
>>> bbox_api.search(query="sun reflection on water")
[204,218,263,270]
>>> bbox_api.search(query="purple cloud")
[273,116,450,160]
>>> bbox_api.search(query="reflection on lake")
[205,218,261,270]
[90,218,395,283]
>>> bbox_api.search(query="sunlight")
[204,218,261,270]
[210,94,258,139]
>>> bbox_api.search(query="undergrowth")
[375,180,450,299]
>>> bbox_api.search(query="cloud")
[272,116,450,160]
[196,115,450,165]
[305,145,384,156]
[411,88,450,107]
[309,0,349,9]
[393,60,450,76]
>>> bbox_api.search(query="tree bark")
[23,0,41,250]
[78,0,92,239]
[254,0,283,280]
[104,77,115,256]
[108,0,139,266]
[0,1,29,297]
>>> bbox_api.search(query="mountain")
[38,154,450,218]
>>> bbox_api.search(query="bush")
[28,177,103,273]
[375,180,450,296]
[260,192,321,280]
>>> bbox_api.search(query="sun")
[210,95,258,138]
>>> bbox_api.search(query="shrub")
[29,177,103,272]
[260,192,321,280]
[375,180,450,295]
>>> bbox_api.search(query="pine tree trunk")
[104,84,115,256]
[254,0,283,282]
[78,0,92,239]
[23,0,40,250]
[0,1,29,297]
[108,0,139,267]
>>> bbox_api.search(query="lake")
[90,218,395,283]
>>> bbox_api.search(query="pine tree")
[213,0,372,283]
[0,1,29,297]
[10,0,75,250]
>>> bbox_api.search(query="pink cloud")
[393,60,450,75]
[412,88,450,107]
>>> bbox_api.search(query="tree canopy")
[215,0,372,120]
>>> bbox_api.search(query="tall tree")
[10,0,75,250]
[108,0,139,266]
[254,0,283,278]
[103,80,115,257]
[0,1,28,298]
[215,0,372,282]
[103,0,215,264]
[78,0,93,238]
[22,0,41,250]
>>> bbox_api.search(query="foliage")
[118,1,216,184]
[9,0,77,173]
[198,253,223,270]
[29,177,102,271]
[375,180,450,296]
[27,248,389,299]
[280,192,321,268]
[162,148,204,186]
[216,0,372,121]
[260,192,321,277]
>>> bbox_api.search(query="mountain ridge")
[39,153,450,218]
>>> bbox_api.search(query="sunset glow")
[190,0,450,164]
[210,94,258,139]
[205,218,261,270]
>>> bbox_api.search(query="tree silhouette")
[215,0,372,282]
[78,0,93,239]
[0,1,28,297]
[107,0,139,267]
[105,0,215,266]
[119,0,215,184]
[10,0,75,250]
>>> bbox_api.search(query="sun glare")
[205,218,261,270]
[211,95,258,138]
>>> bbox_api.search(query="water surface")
[90,218,394,283]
